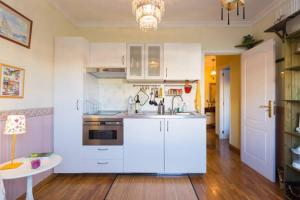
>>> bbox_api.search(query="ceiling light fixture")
[132,0,165,31]
[220,0,245,25]
[210,58,217,77]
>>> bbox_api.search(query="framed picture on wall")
[0,63,25,98]
[0,1,33,48]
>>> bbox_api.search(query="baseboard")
[17,174,57,199]
[229,144,240,155]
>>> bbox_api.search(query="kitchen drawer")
[82,146,123,160]
[82,159,123,173]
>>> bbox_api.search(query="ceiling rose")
[132,0,165,31]
[220,0,245,25]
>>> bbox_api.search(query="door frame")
[219,68,231,140]
[202,50,241,136]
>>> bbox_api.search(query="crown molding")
[47,0,79,26]
[249,0,285,25]
[75,20,254,28]
[48,0,285,29]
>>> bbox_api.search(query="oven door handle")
[97,161,109,165]
[97,148,109,151]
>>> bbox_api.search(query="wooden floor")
[20,128,284,200]
[106,175,197,200]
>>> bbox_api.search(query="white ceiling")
[48,0,282,27]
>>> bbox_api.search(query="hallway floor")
[19,128,284,200]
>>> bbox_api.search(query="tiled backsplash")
[89,78,197,112]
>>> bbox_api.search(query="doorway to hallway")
[204,55,241,152]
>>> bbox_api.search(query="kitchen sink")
[175,112,195,116]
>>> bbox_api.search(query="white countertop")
[83,111,206,119]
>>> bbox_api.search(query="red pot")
[184,85,192,94]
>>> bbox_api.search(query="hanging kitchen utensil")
[149,91,154,105]
[152,89,158,106]
[134,88,149,106]
[184,80,192,94]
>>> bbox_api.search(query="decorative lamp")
[132,0,165,31]
[0,115,26,170]
[220,0,245,25]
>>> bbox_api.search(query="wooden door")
[241,39,276,182]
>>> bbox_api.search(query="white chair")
[0,177,5,200]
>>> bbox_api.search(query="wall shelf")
[285,66,300,71]
[265,10,300,41]
[283,28,300,197]
[287,164,300,173]
[285,132,300,137]
[283,100,300,103]
[286,30,300,40]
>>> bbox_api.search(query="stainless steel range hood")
[86,67,126,79]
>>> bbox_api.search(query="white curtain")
[0,177,5,200]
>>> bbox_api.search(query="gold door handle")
[260,100,273,118]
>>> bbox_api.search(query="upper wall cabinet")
[145,44,164,80]
[127,44,145,80]
[164,43,202,80]
[89,43,126,68]
[127,44,164,80]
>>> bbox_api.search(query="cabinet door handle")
[160,121,162,132]
[166,68,168,78]
[97,162,109,165]
[97,148,109,151]
[122,55,125,66]
[167,121,169,132]
[76,100,79,111]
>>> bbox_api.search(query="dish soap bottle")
[128,96,135,115]
[135,95,141,113]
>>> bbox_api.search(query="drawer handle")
[97,148,109,151]
[97,162,109,165]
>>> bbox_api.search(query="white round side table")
[0,154,62,200]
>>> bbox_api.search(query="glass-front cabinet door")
[127,44,145,80]
[145,44,164,80]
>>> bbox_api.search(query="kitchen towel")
[194,80,201,112]
[0,177,5,200]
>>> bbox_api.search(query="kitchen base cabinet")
[123,118,206,174]
[124,119,165,173]
[81,146,123,160]
[82,160,123,173]
[165,119,206,173]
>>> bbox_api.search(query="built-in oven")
[83,117,123,145]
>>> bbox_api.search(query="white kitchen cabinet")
[81,146,123,160]
[127,44,164,80]
[124,118,206,174]
[82,160,123,173]
[89,43,126,68]
[164,118,206,173]
[145,44,164,80]
[124,119,165,173]
[164,43,202,80]
[127,44,145,80]
[54,37,89,173]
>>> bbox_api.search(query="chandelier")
[220,0,245,25]
[132,0,165,31]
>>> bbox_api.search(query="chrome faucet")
[171,95,183,115]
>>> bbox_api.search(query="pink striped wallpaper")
[0,108,53,200]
